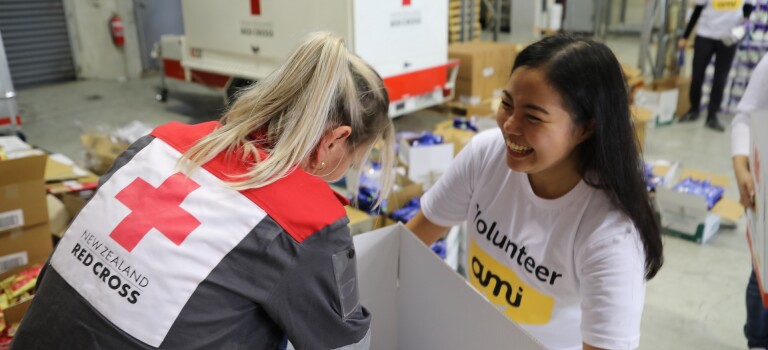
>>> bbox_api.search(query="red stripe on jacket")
[150,121,349,243]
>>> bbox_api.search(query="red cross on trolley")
[110,173,202,252]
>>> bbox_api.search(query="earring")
[316,161,326,170]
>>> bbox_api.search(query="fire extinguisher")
[109,15,125,47]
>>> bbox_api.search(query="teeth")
[506,139,532,153]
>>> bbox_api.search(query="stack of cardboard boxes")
[0,136,99,328]
[0,154,53,325]
[447,42,520,117]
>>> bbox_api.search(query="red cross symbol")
[110,173,201,252]
[403,0,411,5]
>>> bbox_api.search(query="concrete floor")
[16,34,751,349]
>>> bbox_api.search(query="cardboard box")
[80,133,129,175]
[747,110,768,305]
[370,175,423,229]
[0,155,48,232]
[676,76,692,118]
[353,224,543,349]
[47,192,89,239]
[454,79,491,106]
[621,63,642,82]
[634,78,679,126]
[449,42,517,104]
[656,166,743,244]
[433,120,477,156]
[344,173,422,230]
[61,192,88,219]
[621,63,645,104]
[383,175,423,214]
[442,100,495,119]
[0,136,46,160]
[3,296,31,325]
[345,206,374,236]
[47,194,70,238]
[46,176,100,195]
[372,215,397,230]
[631,106,653,151]
[0,260,46,324]
[398,138,454,187]
[0,223,53,274]
[45,153,100,195]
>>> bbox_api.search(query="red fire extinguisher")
[109,15,125,47]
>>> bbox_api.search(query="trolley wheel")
[156,88,169,102]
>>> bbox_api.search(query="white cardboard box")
[353,224,543,349]
[748,110,768,305]
[398,138,454,188]
[634,86,679,126]
[655,163,743,244]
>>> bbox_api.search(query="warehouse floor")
[16,35,751,349]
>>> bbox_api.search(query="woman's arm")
[406,210,450,245]
[678,5,704,48]
[579,229,645,350]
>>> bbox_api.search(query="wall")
[63,0,142,80]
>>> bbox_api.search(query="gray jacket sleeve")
[264,222,371,349]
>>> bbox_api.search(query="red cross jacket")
[12,121,371,349]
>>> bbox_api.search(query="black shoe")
[678,110,700,122]
[705,118,725,132]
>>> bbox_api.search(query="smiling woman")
[407,34,662,350]
[496,67,593,199]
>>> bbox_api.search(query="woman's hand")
[733,155,756,211]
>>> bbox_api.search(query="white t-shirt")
[421,129,646,350]
[732,54,768,156]
[695,0,753,40]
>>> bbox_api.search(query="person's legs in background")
[705,40,738,132]
[680,36,718,122]
[745,269,768,349]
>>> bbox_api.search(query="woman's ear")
[314,125,352,164]
[576,120,595,144]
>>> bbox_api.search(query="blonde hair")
[180,32,395,206]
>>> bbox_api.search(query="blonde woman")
[13,32,394,350]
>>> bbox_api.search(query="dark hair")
[513,34,663,280]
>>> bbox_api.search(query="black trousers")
[689,36,738,119]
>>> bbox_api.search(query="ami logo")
[110,173,201,252]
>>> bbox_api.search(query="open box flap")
[354,224,543,349]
